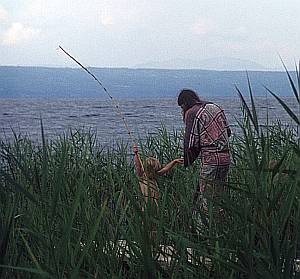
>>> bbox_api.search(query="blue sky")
[0,0,299,69]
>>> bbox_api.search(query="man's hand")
[173,158,184,165]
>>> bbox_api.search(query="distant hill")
[0,66,295,99]
[135,57,267,71]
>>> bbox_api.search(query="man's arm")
[184,108,201,167]
[227,127,231,138]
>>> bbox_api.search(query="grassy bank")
[0,71,300,278]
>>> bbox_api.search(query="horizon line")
[0,64,288,72]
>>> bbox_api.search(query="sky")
[0,0,299,69]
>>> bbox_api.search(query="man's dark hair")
[177,89,201,110]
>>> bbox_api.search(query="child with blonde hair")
[133,144,183,209]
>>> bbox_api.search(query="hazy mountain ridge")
[0,66,294,98]
[134,57,269,71]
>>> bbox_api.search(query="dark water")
[0,96,298,146]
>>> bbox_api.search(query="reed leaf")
[265,87,300,126]
[70,200,107,279]
[280,57,299,104]
[0,170,37,203]
[247,72,259,134]
[0,265,53,278]
[235,85,259,134]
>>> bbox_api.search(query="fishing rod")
[59,46,148,176]
[58,45,135,144]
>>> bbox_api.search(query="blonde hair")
[144,157,161,179]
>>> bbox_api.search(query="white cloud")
[19,0,154,32]
[0,5,9,21]
[1,22,40,46]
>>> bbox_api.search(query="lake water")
[0,96,298,146]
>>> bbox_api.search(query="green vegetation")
[0,68,299,278]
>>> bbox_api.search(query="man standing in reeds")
[178,89,231,226]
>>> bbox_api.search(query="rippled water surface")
[0,96,298,146]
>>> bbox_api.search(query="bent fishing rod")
[58,45,135,144]
[59,46,147,175]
